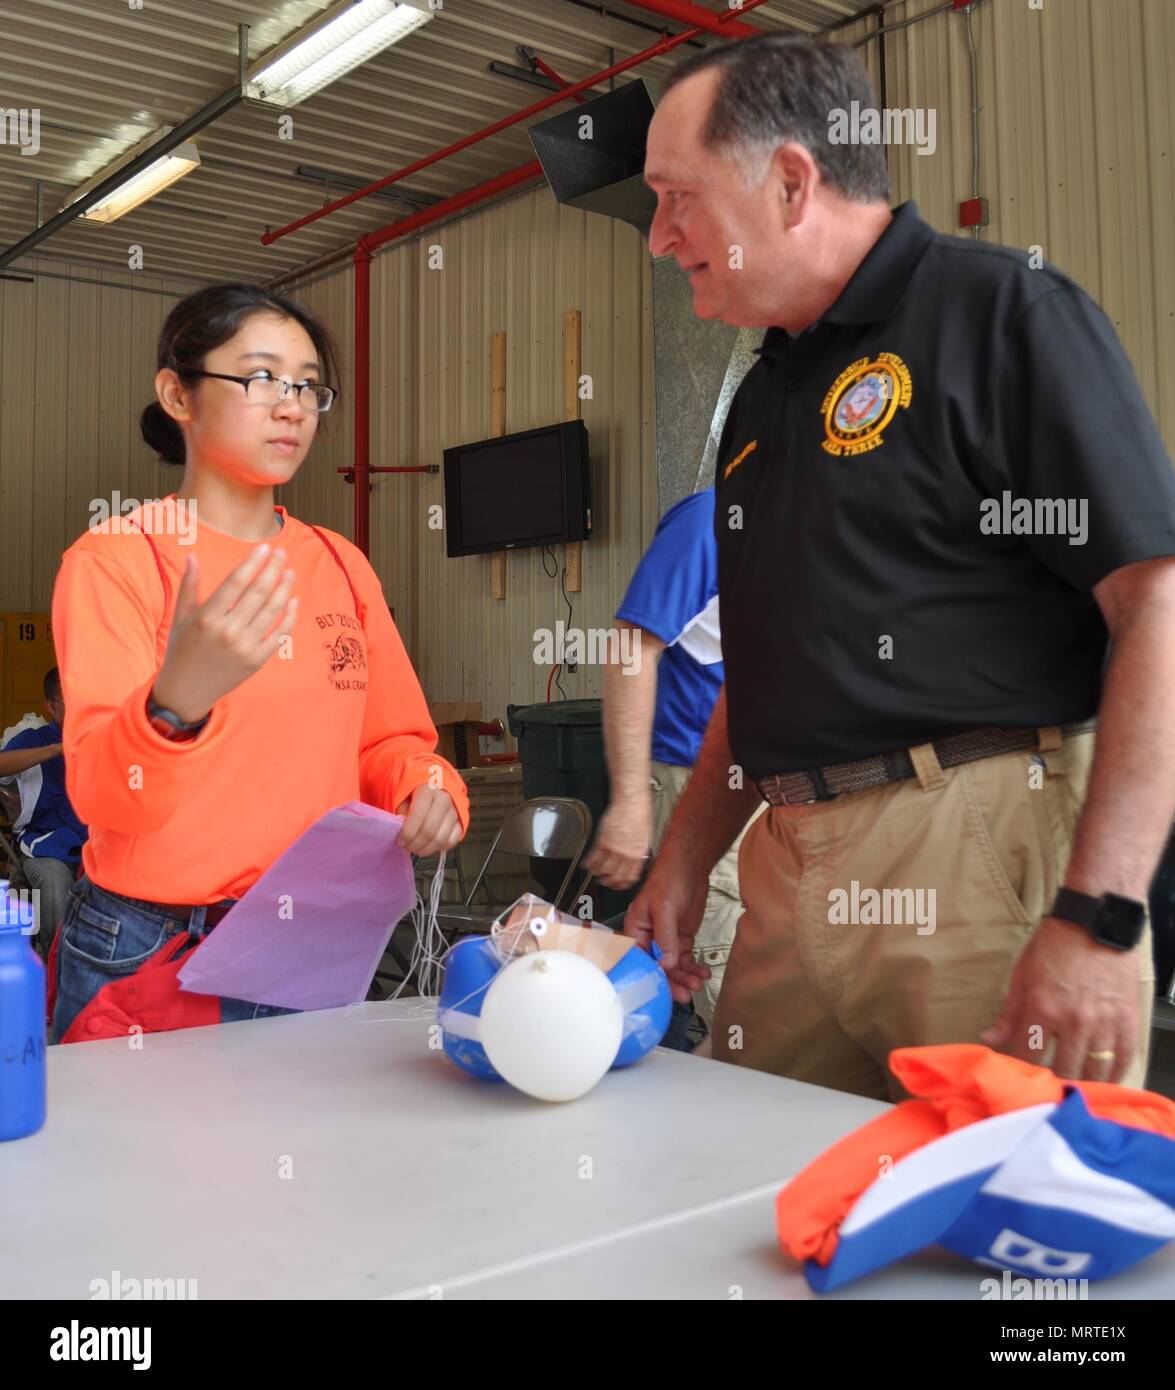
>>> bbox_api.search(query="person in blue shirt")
[0,668,87,957]
[584,488,762,1051]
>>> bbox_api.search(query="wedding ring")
[1087,1049,1116,1061]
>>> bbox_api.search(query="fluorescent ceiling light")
[60,127,200,224]
[247,0,432,108]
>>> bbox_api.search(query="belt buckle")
[762,770,836,806]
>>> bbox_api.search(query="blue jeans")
[660,1000,703,1053]
[51,875,299,1044]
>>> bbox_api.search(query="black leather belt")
[84,882,236,929]
[756,719,1097,807]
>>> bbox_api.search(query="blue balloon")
[438,934,672,1082]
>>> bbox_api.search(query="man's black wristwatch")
[1050,887,1146,951]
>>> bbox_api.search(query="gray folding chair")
[460,796,592,917]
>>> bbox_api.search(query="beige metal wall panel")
[1141,0,1175,439]
[871,0,1173,450]
[0,257,198,611]
[348,184,656,723]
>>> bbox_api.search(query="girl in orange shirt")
[51,283,468,1042]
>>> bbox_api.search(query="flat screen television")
[443,420,591,557]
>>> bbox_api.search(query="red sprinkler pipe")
[532,55,589,102]
[349,162,545,554]
[353,245,372,555]
[259,0,770,247]
[357,159,542,256]
[624,0,761,37]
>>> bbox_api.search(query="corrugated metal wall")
[856,0,1174,444]
[355,186,656,716]
[0,257,198,611]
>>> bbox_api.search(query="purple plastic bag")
[177,801,418,1011]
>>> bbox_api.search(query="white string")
[379,850,449,1003]
[355,890,550,1025]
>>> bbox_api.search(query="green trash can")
[506,699,639,922]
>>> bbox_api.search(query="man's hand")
[584,800,651,889]
[396,786,463,858]
[982,916,1141,1082]
[624,863,710,1003]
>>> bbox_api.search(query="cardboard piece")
[491,892,635,973]
[431,703,486,770]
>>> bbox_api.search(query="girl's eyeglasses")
[191,371,336,414]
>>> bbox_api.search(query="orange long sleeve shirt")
[52,498,469,904]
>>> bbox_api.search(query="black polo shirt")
[714,201,1175,779]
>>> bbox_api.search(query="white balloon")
[480,950,624,1102]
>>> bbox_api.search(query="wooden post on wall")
[563,308,582,593]
[490,331,507,601]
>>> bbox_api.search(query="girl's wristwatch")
[146,694,210,742]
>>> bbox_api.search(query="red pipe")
[625,0,761,37]
[260,0,769,247]
[358,160,542,256]
[353,245,372,555]
[262,50,664,245]
[337,465,434,474]
[532,55,588,102]
[346,163,543,554]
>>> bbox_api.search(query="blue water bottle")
[0,880,47,1141]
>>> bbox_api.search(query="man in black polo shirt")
[625,32,1175,1098]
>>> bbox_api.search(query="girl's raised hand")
[151,546,297,723]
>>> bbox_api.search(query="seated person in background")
[0,667,87,958]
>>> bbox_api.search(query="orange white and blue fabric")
[776,1045,1175,1291]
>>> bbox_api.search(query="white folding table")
[2,1002,1171,1300]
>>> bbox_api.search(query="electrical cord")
[539,546,574,700]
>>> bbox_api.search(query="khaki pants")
[650,759,764,1032]
[712,730,1155,1100]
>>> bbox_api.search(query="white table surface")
[432,1180,1175,1301]
[3,1002,1172,1300]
